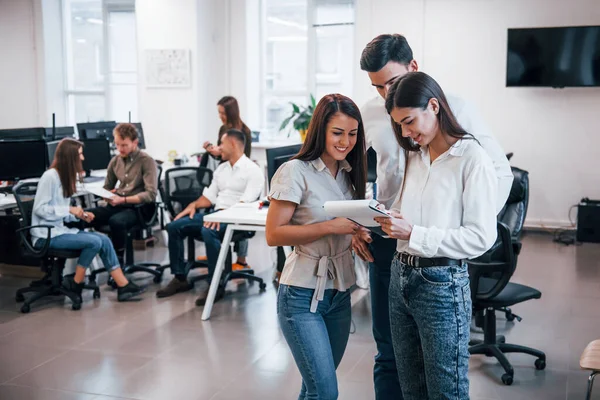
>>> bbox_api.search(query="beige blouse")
[269,158,357,312]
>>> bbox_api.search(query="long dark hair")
[51,138,83,198]
[293,94,367,199]
[385,71,473,152]
[217,96,247,131]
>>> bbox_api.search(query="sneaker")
[196,255,208,262]
[63,277,84,298]
[117,282,146,302]
[156,277,193,298]
[195,285,224,307]
[232,262,249,271]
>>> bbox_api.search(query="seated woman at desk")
[203,95,252,159]
[266,94,367,399]
[31,138,145,302]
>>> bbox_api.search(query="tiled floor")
[0,232,599,399]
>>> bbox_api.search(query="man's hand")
[174,204,196,221]
[203,221,220,231]
[352,227,374,262]
[375,210,413,240]
[108,196,126,207]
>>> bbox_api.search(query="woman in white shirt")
[375,72,497,400]
[266,94,367,399]
[32,138,145,303]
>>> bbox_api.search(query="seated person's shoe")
[117,282,146,302]
[196,255,208,262]
[232,262,249,271]
[156,278,193,298]
[195,285,224,307]
[63,277,84,299]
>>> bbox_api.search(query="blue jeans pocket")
[417,267,454,286]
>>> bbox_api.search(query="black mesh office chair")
[12,182,99,313]
[468,221,546,385]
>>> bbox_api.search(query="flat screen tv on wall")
[506,25,600,87]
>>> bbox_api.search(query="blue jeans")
[368,235,403,400]
[36,231,120,271]
[167,213,229,277]
[277,284,351,400]
[389,256,472,400]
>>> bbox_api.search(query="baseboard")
[523,219,575,233]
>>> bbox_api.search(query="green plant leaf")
[279,114,294,131]
[310,94,316,108]
[291,103,300,113]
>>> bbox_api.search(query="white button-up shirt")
[361,95,513,212]
[392,139,498,260]
[202,155,264,210]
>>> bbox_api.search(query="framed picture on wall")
[145,49,191,88]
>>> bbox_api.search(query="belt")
[295,248,352,313]
[396,252,463,268]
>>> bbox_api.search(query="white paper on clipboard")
[85,186,116,200]
[323,199,391,238]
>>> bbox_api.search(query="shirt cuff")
[408,225,430,257]
[57,205,71,219]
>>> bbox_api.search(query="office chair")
[12,182,99,313]
[89,163,164,286]
[468,221,546,385]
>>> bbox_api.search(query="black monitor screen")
[507,25,600,87]
[44,126,75,141]
[131,122,146,149]
[46,140,61,168]
[81,138,112,172]
[0,140,48,180]
[266,144,302,187]
[77,121,117,140]
[0,128,45,141]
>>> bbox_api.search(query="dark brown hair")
[217,96,247,131]
[51,138,83,198]
[114,123,139,141]
[385,71,474,152]
[293,94,367,199]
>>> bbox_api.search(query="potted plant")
[279,94,316,142]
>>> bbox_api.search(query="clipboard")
[323,199,391,238]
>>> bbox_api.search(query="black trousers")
[85,204,154,253]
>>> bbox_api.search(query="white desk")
[201,203,271,320]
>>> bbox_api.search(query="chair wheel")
[506,312,515,321]
[20,304,30,314]
[93,289,101,299]
[15,293,24,302]
[153,274,163,284]
[535,358,546,370]
[501,373,513,385]
[259,282,267,291]
[72,302,82,311]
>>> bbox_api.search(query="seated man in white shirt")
[157,129,264,304]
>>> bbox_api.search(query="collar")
[228,154,249,170]
[420,139,467,161]
[310,158,352,173]
[122,148,141,163]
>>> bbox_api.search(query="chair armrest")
[133,203,158,228]
[16,224,53,257]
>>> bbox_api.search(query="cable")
[553,203,581,246]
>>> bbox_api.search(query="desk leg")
[201,225,234,320]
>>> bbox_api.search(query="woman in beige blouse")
[266,94,367,399]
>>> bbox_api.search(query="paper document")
[85,186,116,199]
[323,199,391,238]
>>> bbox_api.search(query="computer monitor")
[131,122,146,149]
[0,127,45,141]
[77,121,117,140]
[81,138,112,176]
[0,140,48,180]
[46,140,61,168]
[44,126,75,141]
[266,144,302,188]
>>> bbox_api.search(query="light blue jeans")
[389,256,472,400]
[36,231,120,272]
[277,284,352,400]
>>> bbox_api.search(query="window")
[63,0,137,125]
[261,0,355,138]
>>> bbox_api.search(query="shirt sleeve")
[33,172,70,221]
[408,155,498,259]
[268,161,305,204]
[455,101,513,213]
[103,157,118,191]
[137,157,158,203]
[240,164,265,203]
[202,167,220,205]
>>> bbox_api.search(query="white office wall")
[353,0,600,228]
[0,0,46,128]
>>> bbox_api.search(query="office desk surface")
[203,203,268,225]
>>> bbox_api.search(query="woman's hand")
[69,206,84,219]
[174,203,196,221]
[375,210,413,240]
[81,211,95,223]
[352,227,373,262]
[328,218,359,235]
